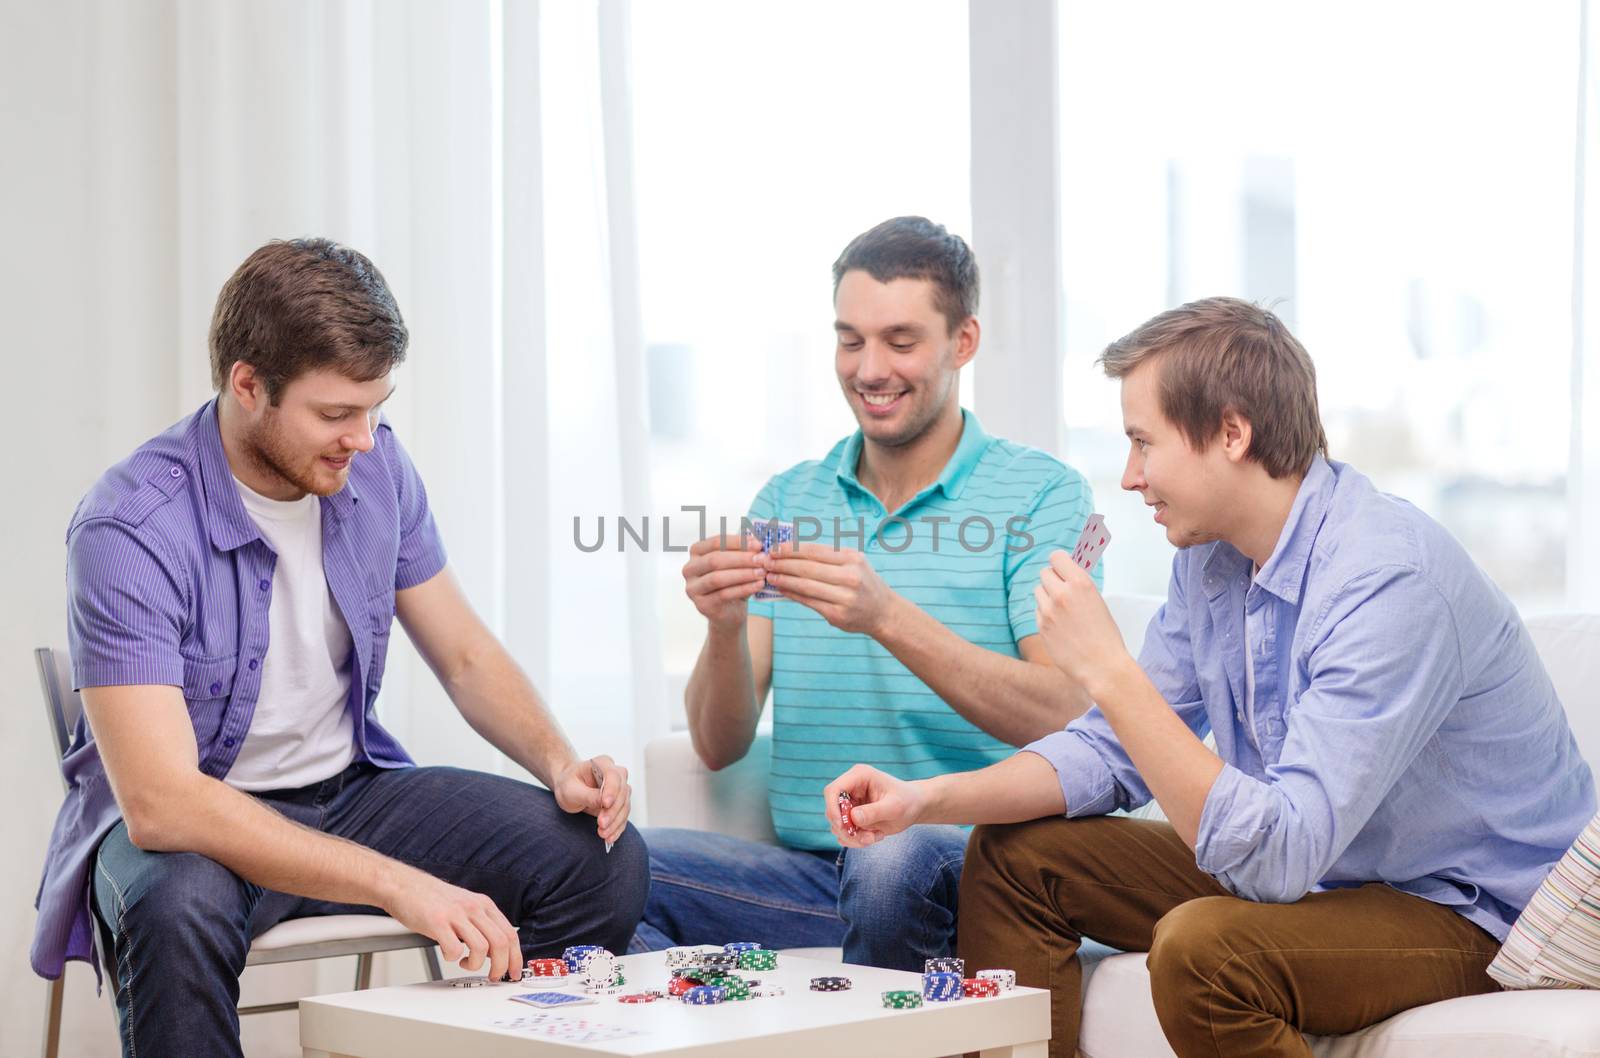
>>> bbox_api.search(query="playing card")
[1070,514,1111,574]
[510,991,597,1008]
[748,518,794,600]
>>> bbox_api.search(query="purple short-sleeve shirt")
[32,399,447,981]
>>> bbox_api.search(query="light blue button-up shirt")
[1026,457,1595,940]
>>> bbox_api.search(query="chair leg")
[354,952,373,991]
[41,975,64,1058]
[421,946,444,982]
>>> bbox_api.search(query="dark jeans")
[91,762,648,1058]
[631,824,969,970]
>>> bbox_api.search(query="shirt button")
[258,579,270,591]
[209,681,222,695]
[223,737,235,748]
[248,658,258,671]
[169,466,183,479]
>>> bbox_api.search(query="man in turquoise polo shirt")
[632,216,1102,969]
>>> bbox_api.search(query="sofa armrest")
[644,730,781,845]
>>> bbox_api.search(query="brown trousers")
[957,816,1502,1058]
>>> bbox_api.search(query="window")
[1058,1,1577,608]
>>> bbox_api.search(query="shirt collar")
[195,399,262,553]
[1251,456,1337,605]
[834,408,992,503]
[193,398,361,553]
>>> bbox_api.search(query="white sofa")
[645,595,1600,1058]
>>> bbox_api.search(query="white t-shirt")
[228,477,357,791]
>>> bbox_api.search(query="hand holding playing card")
[762,541,900,636]
[1034,520,1130,693]
[682,533,768,631]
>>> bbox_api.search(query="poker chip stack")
[723,941,761,954]
[976,968,1017,991]
[683,985,728,1005]
[665,945,709,970]
[563,945,606,974]
[697,951,740,974]
[922,971,963,1002]
[525,958,567,979]
[810,975,852,992]
[737,948,778,971]
[962,977,1001,998]
[925,956,965,977]
[881,989,923,1009]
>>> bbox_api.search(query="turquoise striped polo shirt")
[748,409,1101,850]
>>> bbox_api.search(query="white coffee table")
[300,951,1049,1057]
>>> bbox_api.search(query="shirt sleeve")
[744,477,783,621]
[65,518,187,689]
[384,429,449,591]
[1194,565,1466,903]
[1023,550,1209,815]
[1004,468,1102,642]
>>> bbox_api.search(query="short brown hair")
[1099,297,1328,479]
[209,238,408,401]
[832,216,979,334]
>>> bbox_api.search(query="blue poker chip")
[683,985,729,1005]
[922,971,964,1001]
[723,941,762,953]
[562,944,606,973]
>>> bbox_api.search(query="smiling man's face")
[833,270,968,449]
[1118,356,1238,548]
[236,368,395,499]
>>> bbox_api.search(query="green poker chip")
[881,989,923,1009]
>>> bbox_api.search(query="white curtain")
[2,1,664,1053]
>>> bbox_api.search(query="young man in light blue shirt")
[632,217,1101,969]
[825,297,1595,1057]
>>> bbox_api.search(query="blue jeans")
[91,762,648,1058]
[631,825,968,971]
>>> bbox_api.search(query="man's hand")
[1034,550,1133,695]
[683,533,769,630]
[385,867,523,983]
[763,542,900,636]
[823,764,929,848]
[551,754,631,846]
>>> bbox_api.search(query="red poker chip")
[667,977,702,996]
[618,992,659,1003]
[962,978,1001,997]
[526,958,568,976]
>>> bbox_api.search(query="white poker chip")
[976,968,1016,991]
[449,976,491,988]
[578,950,617,987]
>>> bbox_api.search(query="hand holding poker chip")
[822,763,924,847]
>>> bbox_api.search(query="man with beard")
[821,297,1596,1057]
[633,216,1102,970]
[31,238,648,1058]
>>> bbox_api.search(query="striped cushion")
[1489,811,1600,989]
